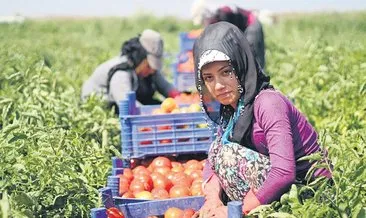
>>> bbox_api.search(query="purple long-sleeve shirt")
[203,89,331,204]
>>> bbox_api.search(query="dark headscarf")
[209,6,248,32]
[106,36,148,94]
[193,21,272,146]
[120,36,148,67]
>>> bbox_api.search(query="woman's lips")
[217,91,231,98]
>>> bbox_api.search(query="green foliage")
[0,13,365,217]
[0,55,120,216]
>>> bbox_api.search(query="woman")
[193,22,331,217]
[81,29,179,113]
[191,1,266,68]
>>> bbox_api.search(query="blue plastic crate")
[118,196,204,217]
[172,50,196,92]
[174,68,196,92]
[120,113,214,159]
[175,71,196,92]
[92,187,243,217]
[172,63,196,92]
[179,32,197,52]
[119,93,216,160]
[91,199,243,218]
[90,208,107,218]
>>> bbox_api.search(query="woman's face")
[201,61,241,108]
[135,59,155,77]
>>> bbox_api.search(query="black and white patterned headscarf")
[193,21,272,146]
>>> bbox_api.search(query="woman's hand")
[242,188,261,214]
[204,205,228,218]
[192,174,224,217]
[192,195,223,218]
[202,195,224,211]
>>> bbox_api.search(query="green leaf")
[14,192,35,207]
[247,204,272,215]
[53,195,68,209]
[354,207,366,218]
[297,152,322,162]
[288,185,299,203]
[0,191,10,218]
[280,193,289,205]
[2,123,20,135]
[22,209,35,218]
[13,163,26,171]
[268,212,297,218]
[339,202,348,212]
[8,133,28,143]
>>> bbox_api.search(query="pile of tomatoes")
[118,156,205,200]
[106,206,196,218]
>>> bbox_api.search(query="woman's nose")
[214,79,225,91]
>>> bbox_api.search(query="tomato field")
[0,12,365,217]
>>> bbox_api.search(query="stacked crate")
[89,92,228,217]
[118,92,215,162]
[91,187,242,217]
[173,30,202,92]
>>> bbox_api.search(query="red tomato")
[139,127,153,132]
[164,207,183,218]
[150,172,162,181]
[171,172,192,186]
[166,171,176,182]
[140,140,153,145]
[171,165,185,173]
[152,173,173,191]
[132,166,151,176]
[118,175,130,196]
[183,167,194,176]
[159,139,173,144]
[153,166,171,176]
[190,182,203,196]
[147,165,154,173]
[200,159,206,169]
[177,124,188,129]
[151,187,170,199]
[171,161,182,168]
[151,156,172,169]
[121,191,134,198]
[134,191,154,200]
[177,138,190,142]
[157,125,172,131]
[191,178,203,186]
[134,174,153,191]
[106,207,125,218]
[184,160,202,170]
[189,170,203,180]
[187,29,203,38]
[169,185,191,198]
[182,208,195,218]
[129,179,145,194]
[122,168,134,182]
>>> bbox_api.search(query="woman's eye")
[222,70,232,76]
[203,76,213,82]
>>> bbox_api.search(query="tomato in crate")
[106,207,125,218]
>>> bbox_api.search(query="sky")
[1,0,366,19]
